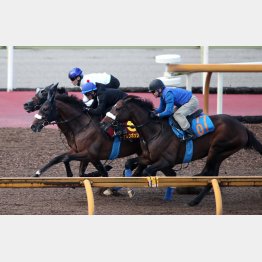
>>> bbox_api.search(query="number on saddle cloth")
[168,110,215,139]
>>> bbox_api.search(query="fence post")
[201,46,209,94]
[217,73,223,114]
[7,46,14,92]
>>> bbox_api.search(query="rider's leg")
[173,95,199,139]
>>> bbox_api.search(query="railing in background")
[7,46,14,92]
[3,45,205,92]
[167,63,262,114]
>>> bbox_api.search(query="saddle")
[169,109,215,140]
[170,109,203,131]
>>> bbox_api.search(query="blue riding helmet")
[68,67,83,80]
[81,82,97,94]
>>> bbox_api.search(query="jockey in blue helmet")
[68,67,83,86]
[81,82,97,98]
[68,67,120,89]
[81,81,127,118]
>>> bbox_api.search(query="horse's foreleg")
[33,151,90,177]
[64,161,74,177]
[161,167,176,176]
[79,160,89,177]
[33,152,69,177]
[142,158,170,176]
[91,160,109,177]
[123,157,147,177]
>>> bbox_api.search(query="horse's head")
[31,84,58,132]
[101,99,129,130]
[101,95,154,131]
[23,83,67,113]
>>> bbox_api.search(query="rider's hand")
[83,107,89,113]
[150,112,159,119]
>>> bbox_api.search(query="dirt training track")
[0,91,261,215]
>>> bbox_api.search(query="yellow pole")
[83,179,95,215]
[211,179,223,215]
[167,64,262,73]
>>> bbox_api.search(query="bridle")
[34,103,90,127]
[104,104,163,142]
[105,106,155,130]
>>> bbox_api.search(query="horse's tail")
[246,129,262,154]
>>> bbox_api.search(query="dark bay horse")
[24,83,94,177]
[30,85,177,179]
[102,95,262,206]
[30,85,143,177]
[23,83,68,113]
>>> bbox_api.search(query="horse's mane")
[124,95,154,112]
[56,94,86,110]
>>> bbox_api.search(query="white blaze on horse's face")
[34,113,43,120]
[106,112,116,120]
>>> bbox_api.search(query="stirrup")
[183,130,195,141]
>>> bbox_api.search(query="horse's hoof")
[127,189,135,198]
[99,188,113,196]
[32,170,41,177]
[188,200,199,207]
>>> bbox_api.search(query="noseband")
[34,109,87,126]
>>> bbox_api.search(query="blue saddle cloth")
[168,114,215,163]
[109,136,121,160]
[168,114,215,139]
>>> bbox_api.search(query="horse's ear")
[54,82,59,88]
[47,85,57,102]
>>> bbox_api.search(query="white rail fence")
[2,46,262,114]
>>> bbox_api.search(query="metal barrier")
[167,63,262,114]
[0,176,261,215]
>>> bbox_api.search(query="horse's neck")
[57,102,92,135]
[130,105,162,142]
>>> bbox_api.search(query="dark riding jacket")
[88,87,128,118]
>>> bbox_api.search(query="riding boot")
[184,127,195,140]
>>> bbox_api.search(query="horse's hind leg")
[188,145,240,206]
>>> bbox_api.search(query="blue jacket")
[155,87,192,118]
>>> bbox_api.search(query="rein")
[54,111,85,125]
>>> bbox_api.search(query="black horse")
[24,83,101,177]
[102,95,262,206]
[30,85,176,179]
